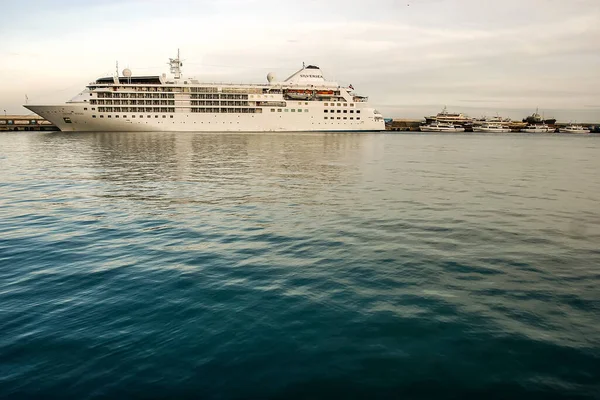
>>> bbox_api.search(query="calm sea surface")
[1,131,599,399]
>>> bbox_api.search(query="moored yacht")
[559,124,591,134]
[520,123,555,133]
[472,122,512,133]
[24,51,384,132]
[419,121,465,132]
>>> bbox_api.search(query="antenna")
[169,49,182,79]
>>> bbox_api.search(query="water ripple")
[1,132,599,399]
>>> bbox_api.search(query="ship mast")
[169,49,182,79]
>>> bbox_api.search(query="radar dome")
[122,68,132,77]
[267,72,276,83]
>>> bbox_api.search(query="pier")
[0,115,57,131]
[386,119,600,133]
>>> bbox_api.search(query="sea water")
[1,131,599,399]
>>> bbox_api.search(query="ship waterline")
[25,52,384,133]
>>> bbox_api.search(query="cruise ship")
[25,52,384,132]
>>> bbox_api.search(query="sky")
[1,0,599,121]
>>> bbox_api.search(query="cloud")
[0,0,599,121]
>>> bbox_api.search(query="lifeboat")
[316,90,334,97]
[285,89,312,99]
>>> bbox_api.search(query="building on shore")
[0,115,57,131]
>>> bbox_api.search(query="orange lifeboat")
[316,90,334,97]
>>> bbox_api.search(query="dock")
[386,119,600,133]
[0,115,57,131]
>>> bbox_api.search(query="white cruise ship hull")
[24,56,385,133]
[25,104,384,133]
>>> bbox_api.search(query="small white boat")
[473,122,512,133]
[520,123,555,133]
[559,124,590,134]
[419,121,465,132]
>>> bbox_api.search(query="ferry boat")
[419,121,465,132]
[424,106,473,125]
[520,123,555,133]
[559,124,590,134]
[24,51,384,132]
[472,122,512,133]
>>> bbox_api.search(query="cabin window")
[84,108,87,111]
[132,115,135,118]
[304,109,308,112]
[350,104,354,107]
[277,109,282,112]
[170,115,173,118]
[298,109,302,112]
[123,115,127,118]
[343,110,347,113]
[284,109,288,112]
[324,103,328,106]
[92,108,95,111]
[350,110,354,113]
[343,117,347,120]
[337,110,341,113]
[108,115,111,118]
[337,103,341,106]
[155,115,158,118]
[305,102,308,105]
[271,109,275,112]
[291,109,295,112]
[115,115,119,118]
[324,117,328,120]
[357,110,361,114]
[350,117,353,120]
[100,115,104,118]
[357,117,360,120]
[92,115,96,118]
[324,110,328,113]
[162,115,166,118]
[337,117,341,120]
[147,115,151,118]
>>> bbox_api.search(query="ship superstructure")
[25,52,384,132]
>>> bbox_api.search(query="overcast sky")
[1,0,599,121]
